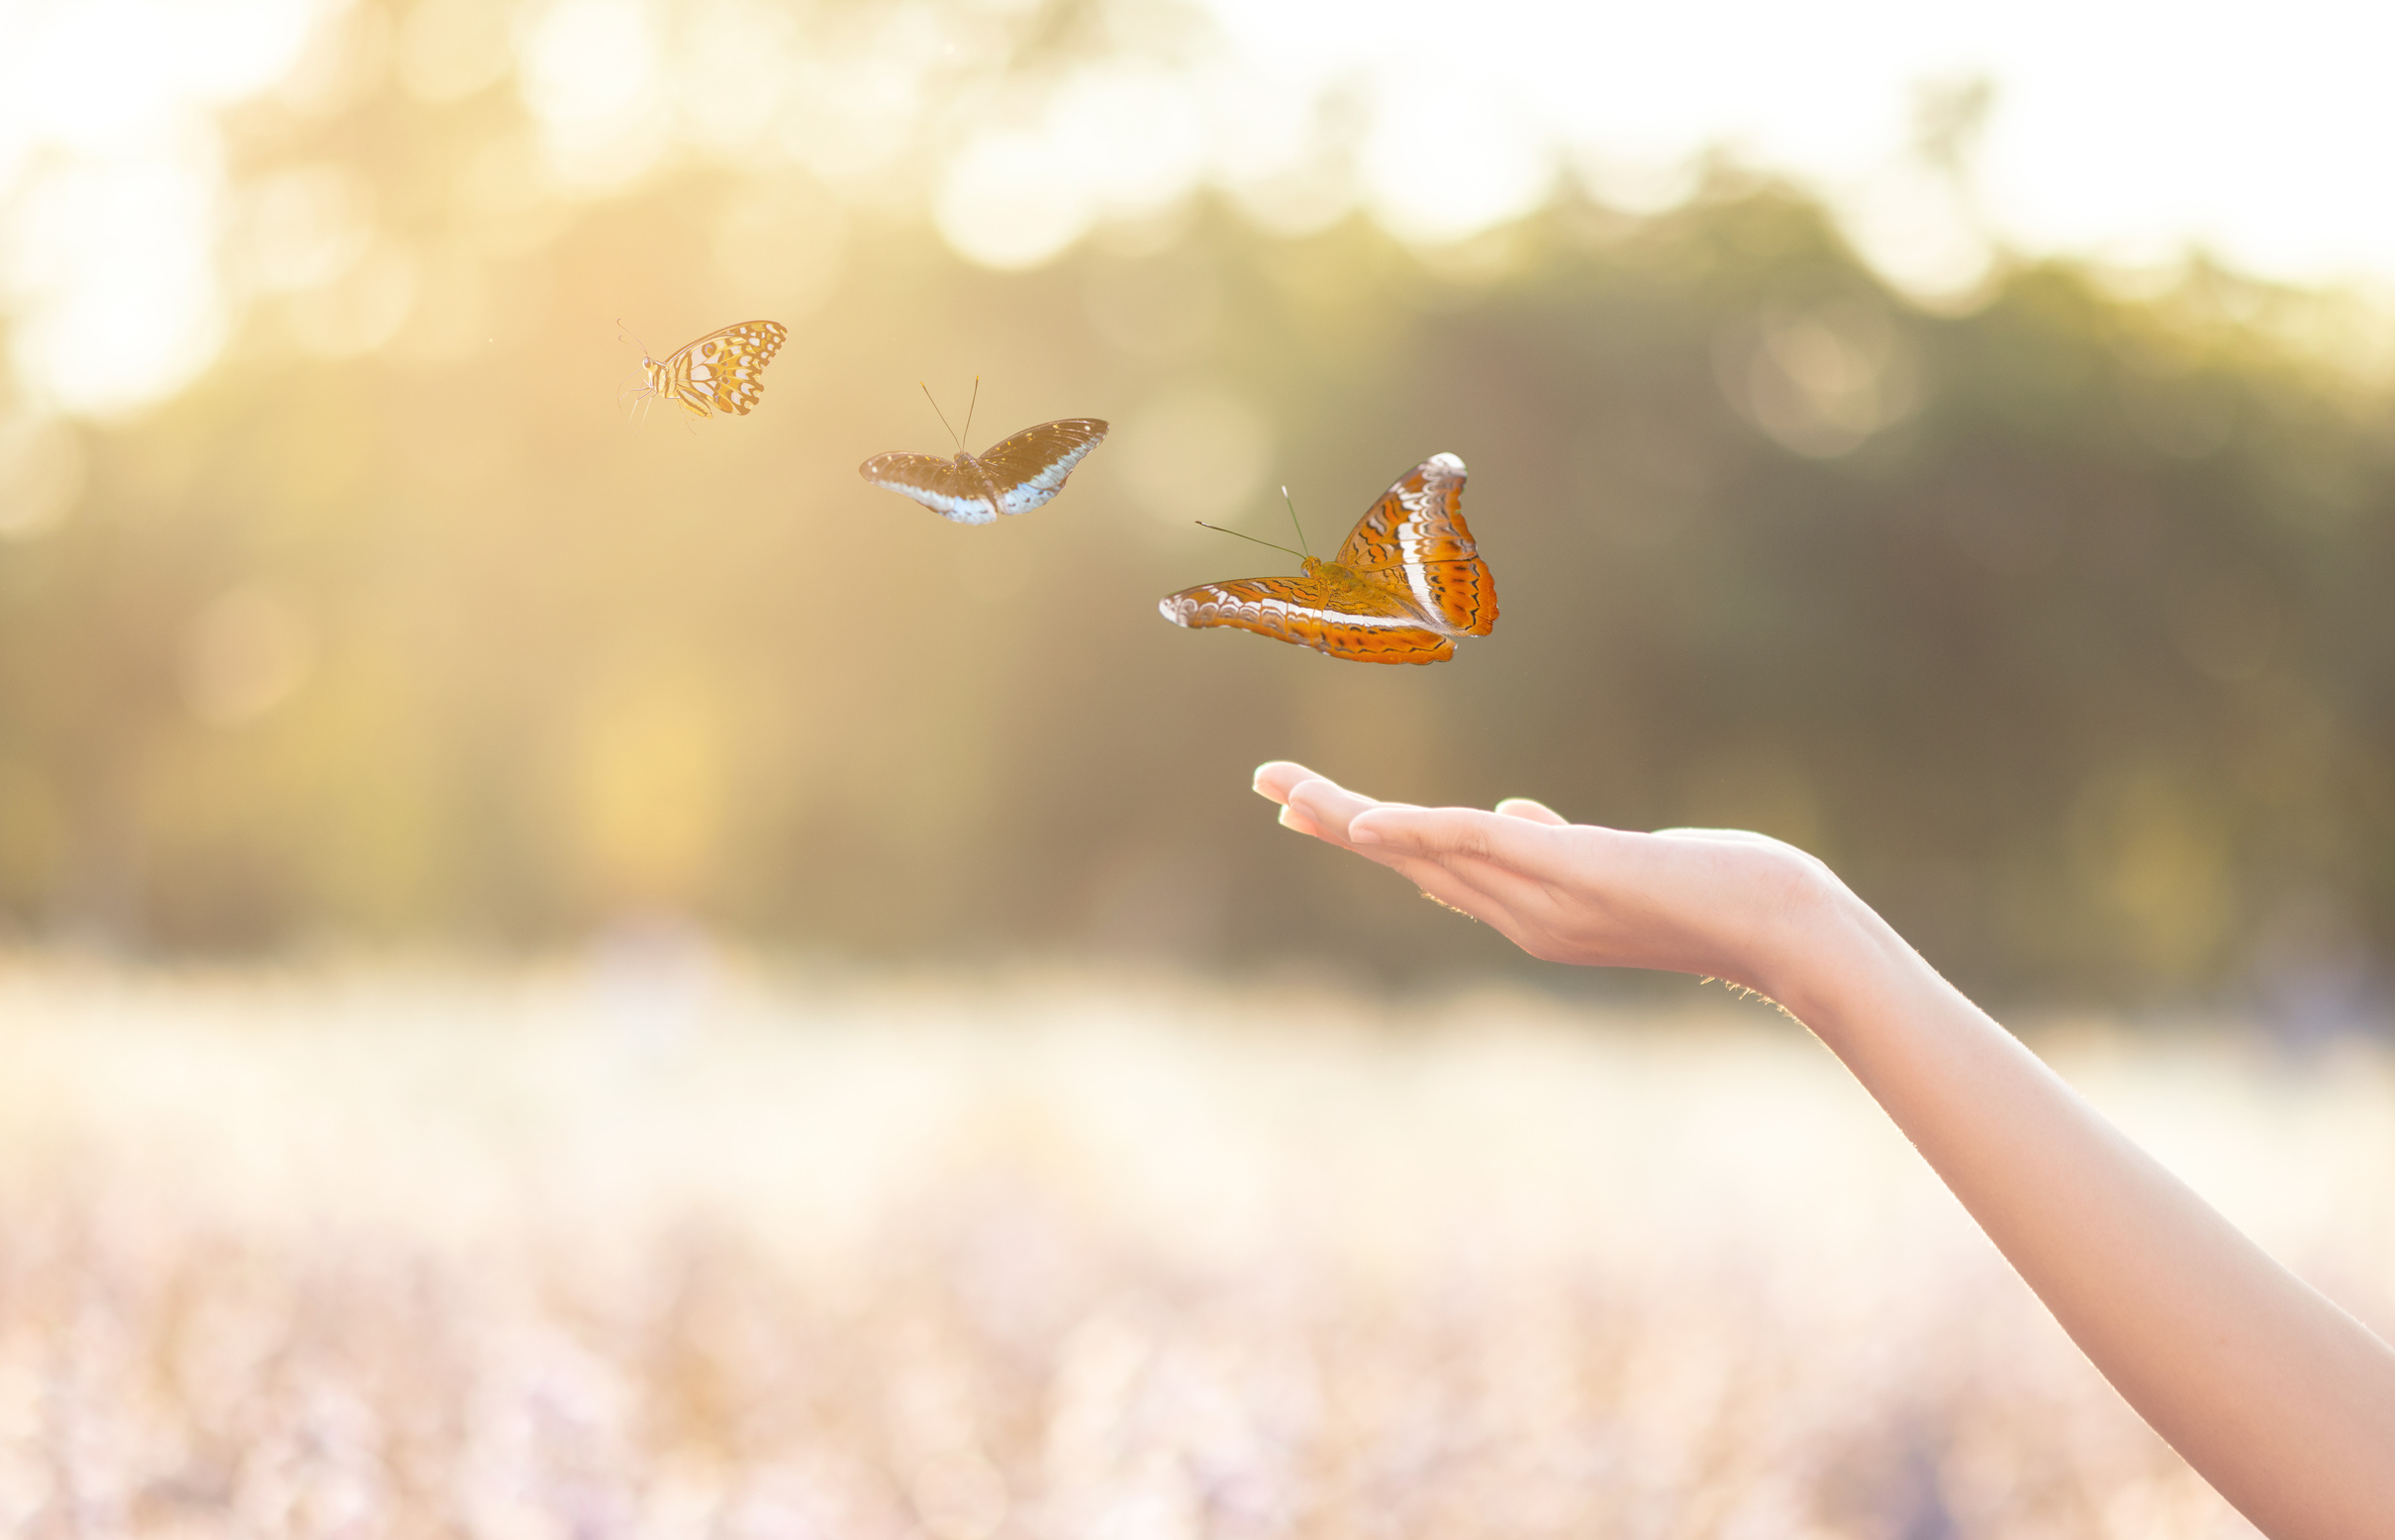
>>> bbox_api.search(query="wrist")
[1745,860,1921,1034]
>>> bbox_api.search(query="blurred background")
[3,0,2393,1008]
[2,3,2394,1533]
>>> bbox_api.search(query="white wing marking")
[866,476,999,525]
[994,436,1103,516]
[1395,455,1466,617]
[1396,483,1439,618]
[1159,590,1433,630]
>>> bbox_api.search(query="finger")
[1275,784,1400,850]
[1343,805,1566,871]
[1494,797,1569,826]
[1277,804,1330,838]
[1252,761,1330,806]
[1281,803,1511,909]
[1286,778,1417,841]
[1268,798,1549,933]
[1654,826,1788,848]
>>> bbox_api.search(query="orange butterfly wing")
[1334,452,1497,636]
[1158,453,1494,665]
[1158,576,1458,664]
[688,320,787,415]
[654,320,787,418]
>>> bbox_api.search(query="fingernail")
[1348,825,1381,845]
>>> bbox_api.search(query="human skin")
[1254,760,2395,1540]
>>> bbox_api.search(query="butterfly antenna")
[919,381,963,452]
[1195,521,1307,561]
[1282,485,1313,558]
[616,321,640,414]
[961,375,980,451]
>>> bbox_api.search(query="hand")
[1255,762,2395,1537]
[1253,760,1860,1005]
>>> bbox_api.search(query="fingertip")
[1256,760,1341,805]
[1494,797,1570,826]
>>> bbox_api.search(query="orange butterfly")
[626,319,787,419]
[1159,453,1496,664]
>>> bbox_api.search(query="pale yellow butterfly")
[623,319,788,420]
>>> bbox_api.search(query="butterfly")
[625,319,788,419]
[1158,452,1496,664]
[858,382,1107,525]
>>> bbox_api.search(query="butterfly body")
[859,419,1108,525]
[630,319,787,419]
[1159,453,1495,665]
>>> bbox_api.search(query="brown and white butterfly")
[627,320,787,419]
[1159,453,1496,664]
[859,418,1108,525]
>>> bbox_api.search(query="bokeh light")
[0,4,2390,1532]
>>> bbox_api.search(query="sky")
[1205,0,2395,284]
[4,0,2395,421]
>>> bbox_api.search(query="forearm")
[1776,892,2395,1539]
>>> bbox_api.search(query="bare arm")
[1255,760,2395,1540]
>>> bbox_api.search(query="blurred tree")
[1,0,2391,1011]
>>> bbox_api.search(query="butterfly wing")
[858,452,1000,525]
[1158,575,1458,664]
[973,419,1109,515]
[1334,451,1497,636]
[677,320,787,416]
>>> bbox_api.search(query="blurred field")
[1,961,2386,1537]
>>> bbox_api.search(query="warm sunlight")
[10,0,2395,418]
[6,3,2395,1532]
[0,0,312,414]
